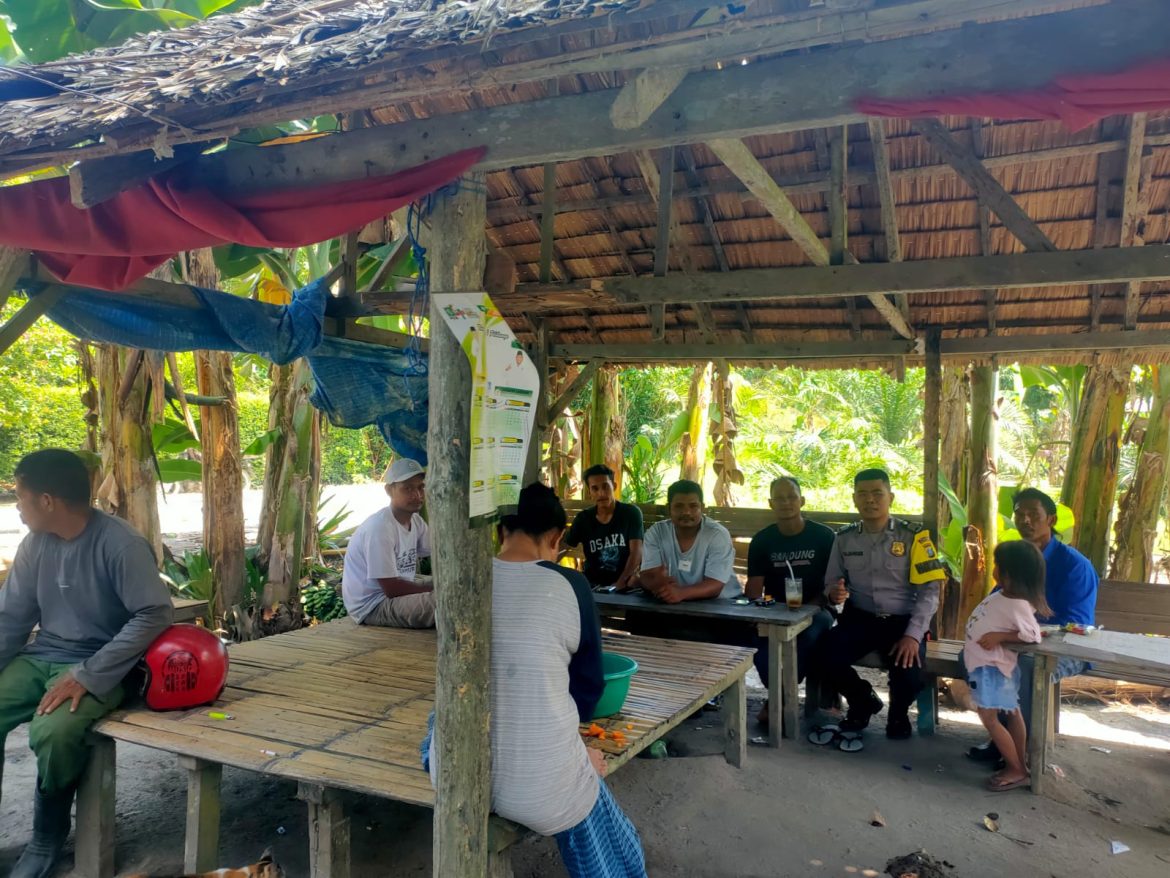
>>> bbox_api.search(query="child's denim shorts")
[967,664,1022,711]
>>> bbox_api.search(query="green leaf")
[152,417,199,454]
[243,427,280,457]
[212,243,269,279]
[937,471,966,525]
[157,457,202,483]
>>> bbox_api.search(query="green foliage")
[162,548,214,602]
[317,492,354,550]
[0,0,260,64]
[301,579,347,623]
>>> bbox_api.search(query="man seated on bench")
[563,464,644,590]
[0,449,173,878]
[639,480,738,603]
[968,487,1098,767]
[816,468,946,741]
[745,476,835,727]
[342,459,434,629]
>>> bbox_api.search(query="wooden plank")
[940,329,1170,356]
[912,119,1056,253]
[425,176,495,878]
[610,67,689,129]
[708,138,828,266]
[649,303,666,342]
[679,145,730,274]
[180,756,222,873]
[970,118,997,334]
[299,784,351,878]
[548,359,600,420]
[780,634,800,742]
[1122,113,1150,329]
[75,737,116,878]
[1029,653,1056,796]
[177,4,1170,196]
[869,118,911,322]
[0,285,68,356]
[551,339,918,361]
[582,245,1170,307]
[828,126,848,266]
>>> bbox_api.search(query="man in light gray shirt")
[640,479,738,601]
[0,449,172,878]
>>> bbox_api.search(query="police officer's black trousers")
[815,607,927,718]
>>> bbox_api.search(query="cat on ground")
[125,848,283,878]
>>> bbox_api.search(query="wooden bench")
[73,621,753,878]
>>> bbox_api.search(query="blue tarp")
[34,278,430,463]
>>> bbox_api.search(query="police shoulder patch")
[836,521,862,535]
[896,518,925,534]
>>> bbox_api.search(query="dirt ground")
[3,669,1169,878]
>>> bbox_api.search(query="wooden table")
[74,621,753,878]
[593,591,816,747]
[1019,630,1170,795]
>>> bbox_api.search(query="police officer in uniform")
[817,468,946,739]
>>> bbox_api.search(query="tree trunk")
[95,343,162,561]
[424,173,495,878]
[547,366,583,499]
[939,367,970,532]
[1061,364,1130,573]
[962,365,998,621]
[679,362,712,484]
[589,366,625,494]
[1110,365,1169,581]
[188,250,246,621]
[710,360,741,507]
[255,362,290,563]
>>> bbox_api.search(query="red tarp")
[856,59,1170,131]
[0,146,486,291]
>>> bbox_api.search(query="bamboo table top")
[1014,629,1170,673]
[93,621,754,808]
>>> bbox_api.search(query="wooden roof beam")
[1122,113,1151,329]
[548,359,601,420]
[867,118,911,323]
[912,119,1056,253]
[709,135,915,339]
[969,118,997,335]
[120,3,1170,198]
[550,330,1170,363]
[544,245,1170,306]
[610,68,689,130]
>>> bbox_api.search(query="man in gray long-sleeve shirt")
[0,449,172,878]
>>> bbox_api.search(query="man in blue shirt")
[969,487,1098,764]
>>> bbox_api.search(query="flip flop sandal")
[837,731,864,752]
[986,775,1030,792]
[807,724,840,746]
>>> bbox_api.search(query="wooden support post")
[780,633,800,743]
[828,126,848,266]
[1028,653,1057,796]
[75,737,116,878]
[548,359,600,421]
[654,147,675,277]
[179,756,222,873]
[868,119,910,321]
[426,173,495,878]
[965,365,999,612]
[913,118,1056,253]
[969,119,997,334]
[766,629,782,748]
[923,331,942,540]
[1122,113,1150,329]
[298,784,351,878]
[723,671,747,768]
[525,320,549,484]
[539,162,557,284]
[340,231,360,301]
[649,303,666,341]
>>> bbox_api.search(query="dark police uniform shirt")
[747,519,836,604]
[823,518,945,642]
[564,501,644,586]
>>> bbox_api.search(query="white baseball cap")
[383,458,426,485]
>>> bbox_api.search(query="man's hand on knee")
[889,636,922,669]
[37,674,89,715]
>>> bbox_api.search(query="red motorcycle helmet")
[140,624,229,711]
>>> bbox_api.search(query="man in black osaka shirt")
[563,464,644,589]
[745,477,835,722]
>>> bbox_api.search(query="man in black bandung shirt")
[563,464,644,589]
[745,476,836,725]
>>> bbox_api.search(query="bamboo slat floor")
[76,620,754,878]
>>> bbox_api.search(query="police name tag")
[678,559,693,573]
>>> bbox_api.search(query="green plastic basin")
[592,652,638,719]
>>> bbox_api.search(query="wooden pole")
[938,367,970,532]
[186,250,246,620]
[425,173,495,878]
[923,331,942,540]
[1061,364,1130,573]
[679,362,712,483]
[963,365,998,619]
[1110,365,1170,581]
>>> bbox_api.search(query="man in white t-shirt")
[640,480,738,602]
[342,459,434,628]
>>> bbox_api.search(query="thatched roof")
[1,0,1168,366]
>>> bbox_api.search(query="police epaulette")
[836,521,862,535]
[897,518,924,533]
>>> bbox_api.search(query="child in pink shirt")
[964,540,1051,792]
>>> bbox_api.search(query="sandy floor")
[3,670,1169,878]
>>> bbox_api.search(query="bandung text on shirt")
[768,549,819,565]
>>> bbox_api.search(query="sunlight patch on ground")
[939,703,1170,751]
